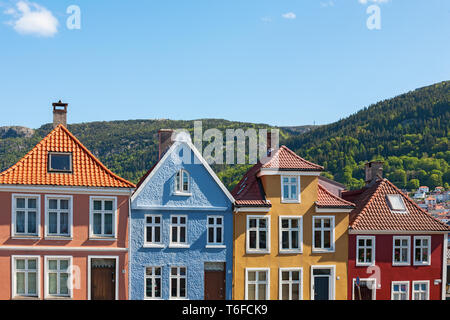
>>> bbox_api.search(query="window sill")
[89,237,117,241]
[45,236,72,241]
[246,250,270,255]
[168,244,190,249]
[312,249,335,254]
[144,297,163,300]
[279,250,302,254]
[169,297,189,300]
[11,236,40,240]
[173,192,192,197]
[392,262,411,266]
[45,296,72,300]
[413,262,430,266]
[281,200,301,204]
[12,296,40,300]
[206,244,226,249]
[143,244,165,249]
[356,262,375,267]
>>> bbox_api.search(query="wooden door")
[91,262,115,300]
[313,276,330,300]
[204,262,226,300]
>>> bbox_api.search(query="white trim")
[87,255,119,300]
[349,230,448,235]
[258,169,321,177]
[131,140,235,204]
[44,255,73,299]
[310,265,336,300]
[206,215,224,246]
[411,280,430,300]
[278,216,303,254]
[442,233,448,300]
[11,255,41,299]
[144,266,163,300]
[89,196,118,239]
[0,246,127,252]
[413,236,431,266]
[355,236,376,267]
[170,214,188,246]
[351,278,376,300]
[391,281,409,300]
[234,206,271,213]
[0,185,133,195]
[245,268,270,300]
[44,195,73,239]
[11,194,41,238]
[246,215,271,254]
[315,207,353,213]
[312,216,335,253]
[278,267,303,300]
[173,169,191,195]
[280,175,301,203]
[169,266,188,300]
[144,214,163,246]
[133,205,229,211]
[392,236,411,266]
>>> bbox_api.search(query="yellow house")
[231,145,355,300]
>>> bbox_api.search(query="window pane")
[208,217,214,225]
[257,284,266,299]
[155,227,161,242]
[155,216,160,224]
[49,199,58,210]
[16,211,25,233]
[290,185,297,198]
[60,260,69,270]
[28,198,37,209]
[216,228,222,243]
[324,231,331,248]
[27,259,36,270]
[105,201,113,211]
[282,231,289,249]
[16,259,25,270]
[172,227,178,242]
[258,271,266,281]
[314,219,321,228]
[180,268,186,275]
[146,278,153,297]
[171,279,177,297]
[28,273,37,294]
[146,226,152,242]
[259,230,266,249]
[60,200,69,210]
[49,212,58,234]
[50,154,71,171]
[208,227,214,243]
[291,219,298,228]
[104,214,113,235]
[171,268,177,275]
[282,283,290,300]
[16,198,25,209]
[259,219,266,228]
[217,217,222,225]
[172,216,177,224]
[27,212,36,234]
[249,219,256,228]
[180,227,186,243]
[291,231,299,249]
[283,185,289,198]
[155,278,161,297]
[292,283,300,300]
[249,231,257,249]
[49,273,57,294]
[49,260,57,270]
[93,213,102,234]
[248,283,256,300]
[314,231,322,248]
[93,201,102,211]
[180,279,186,297]
[155,267,161,276]
[16,272,25,294]
[248,271,256,281]
[324,219,331,228]
[60,212,69,234]
[281,271,289,281]
[292,271,300,281]
[60,273,69,295]
[180,217,186,224]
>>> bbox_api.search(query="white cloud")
[4,1,59,37]
[281,12,296,20]
[358,0,390,4]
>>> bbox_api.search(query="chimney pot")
[52,100,68,128]
[365,161,383,185]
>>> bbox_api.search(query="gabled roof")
[0,125,135,189]
[316,184,355,209]
[342,178,449,232]
[261,145,324,171]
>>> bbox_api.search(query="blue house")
[129,130,235,300]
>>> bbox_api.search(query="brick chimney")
[266,129,279,156]
[52,100,68,128]
[365,161,383,185]
[158,129,174,160]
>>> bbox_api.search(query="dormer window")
[386,194,407,213]
[48,152,72,173]
[174,170,190,194]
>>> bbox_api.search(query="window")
[48,152,72,173]
[312,216,334,252]
[145,266,162,299]
[393,236,410,265]
[12,195,39,237]
[90,198,116,238]
[144,215,162,246]
[279,216,302,253]
[356,236,375,266]
[386,194,407,213]
[46,196,71,237]
[413,236,431,266]
[207,216,224,246]
[45,257,71,298]
[246,216,270,253]
[12,256,39,298]
[245,268,269,300]
[279,268,302,300]
[352,279,376,300]
[281,176,300,202]
[170,215,187,246]
[170,267,187,299]
[174,170,190,194]
[412,281,429,300]
[391,281,409,300]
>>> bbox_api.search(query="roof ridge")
[280,145,324,170]
[317,183,355,207]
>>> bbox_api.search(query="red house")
[343,162,449,300]
[0,102,135,300]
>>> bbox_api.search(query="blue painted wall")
[130,143,233,300]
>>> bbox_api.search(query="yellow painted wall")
[233,174,349,300]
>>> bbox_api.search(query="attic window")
[48,152,72,173]
[386,194,407,213]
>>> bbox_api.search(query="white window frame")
[279,216,303,254]
[312,216,335,253]
[310,265,336,300]
[44,255,73,299]
[279,267,303,300]
[351,278,377,300]
[89,196,117,239]
[11,255,41,299]
[392,236,411,266]
[169,215,189,248]
[413,236,431,266]
[169,266,187,300]
[281,175,301,203]
[246,215,271,254]
[144,214,163,248]
[11,194,40,238]
[391,281,410,300]
[356,236,376,266]
[48,152,73,173]
[174,169,191,195]
[245,268,270,300]
[386,194,408,213]
[411,280,430,300]
[144,266,162,300]
[206,215,225,247]
[45,195,73,239]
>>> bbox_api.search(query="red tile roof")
[317,183,355,209]
[0,125,135,188]
[261,146,323,171]
[342,178,449,231]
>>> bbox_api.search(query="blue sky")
[0,0,449,128]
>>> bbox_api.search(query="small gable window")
[386,194,407,213]
[48,153,72,173]
[174,170,190,194]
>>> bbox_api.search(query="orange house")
[0,102,135,300]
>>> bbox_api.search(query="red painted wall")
[0,191,130,300]
[348,233,445,300]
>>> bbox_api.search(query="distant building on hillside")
[419,186,430,194]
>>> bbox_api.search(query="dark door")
[204,263,226,300]
[91,259,116,300]
[354,282,373,300]
[314,277,330,300]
